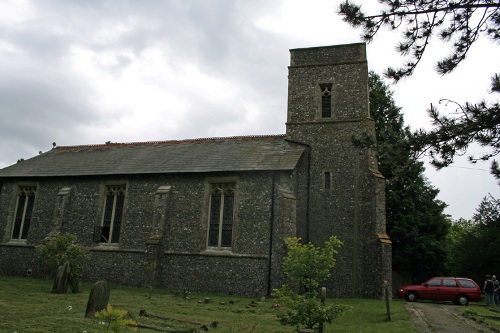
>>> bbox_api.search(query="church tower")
[285,43,391,297]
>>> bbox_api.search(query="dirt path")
[405,301,492,333]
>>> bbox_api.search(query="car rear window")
[458,279,476,288]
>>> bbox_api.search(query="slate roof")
[0,135,304,178]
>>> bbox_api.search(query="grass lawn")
[0,276,416,333]
[457,303,500,331]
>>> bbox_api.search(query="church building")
[0,43,391,297]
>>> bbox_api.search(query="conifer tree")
[339,1,500,181]
[447,195,500,283]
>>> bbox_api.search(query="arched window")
[320,83,333,118]
[207,183,235,248]
[100,185,126,243]
[11,186,36,240]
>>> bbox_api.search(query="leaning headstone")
[52,261,70,294]
[85,280,110,318]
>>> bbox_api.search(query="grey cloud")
[0,0,290,168]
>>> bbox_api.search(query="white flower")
[67,305,73,311]
[99,321,106,325]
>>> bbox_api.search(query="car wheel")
[405,291,418,302]
[456,295,469,306]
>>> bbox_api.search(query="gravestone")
[52,261,70,294]
[85,280,110,318]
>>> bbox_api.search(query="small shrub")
[36,232,90,293]
[274,236,351,330]
[95,304,137,333]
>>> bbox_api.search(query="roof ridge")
[54,134,286,150]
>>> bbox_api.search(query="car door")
[420,277,442,300]
[441,278,459,301]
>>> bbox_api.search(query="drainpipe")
[267,172,276,296]
[284,138,311,242]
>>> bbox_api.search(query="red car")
[397,277,482,305]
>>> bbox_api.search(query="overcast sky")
[1,0,499,220]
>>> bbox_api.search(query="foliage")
[446,218,481,279]
[364,72,450,282]
[339,1,500,180]
[447,195,500,283]
[339,0,499,79]
[471,194,500,268]
[274,287,351,331]
[35,232,90,293]
[282,236,342,291]
[274,236,350,330]
[411,87,500,182]
[96,304,137,333]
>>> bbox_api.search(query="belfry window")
[100,185,126,243]
[320,84,333,118]
[324,171,332,190]
[11,186,36,240]
[207,183,235,248]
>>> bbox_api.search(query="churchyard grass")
[0,275,415,333]
[457,305,500,330]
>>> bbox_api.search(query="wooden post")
[319,287,326,333]
[384,280,391,321]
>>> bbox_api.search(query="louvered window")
[100,185,126,243]
[208,183,235,248]
[320,84,332,118]
[11,186,36,240]
[324,171,331,190]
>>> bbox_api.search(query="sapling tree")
[36,232,90,293]
[274,236,350,331]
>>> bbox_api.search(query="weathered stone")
[85,280,110,318]
[52,261,70,294]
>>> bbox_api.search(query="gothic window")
[11,186,36,240]
[100,185,126,243]
[207,183,235,248]
[320,84,333,118]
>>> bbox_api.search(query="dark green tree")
[472,195,500,275]
[366,72,450,283]
[447,195,500,283]
[339,1,500,181]
[446,218,483,282]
